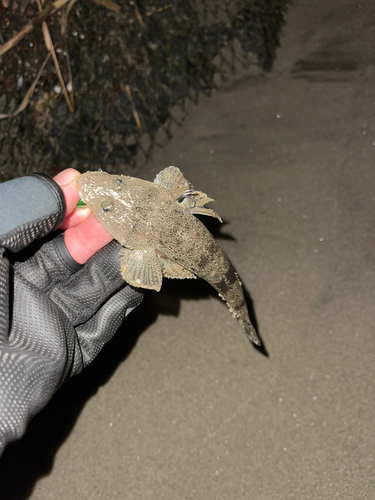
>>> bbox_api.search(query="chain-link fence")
[0,0,290,181]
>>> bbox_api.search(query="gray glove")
[0,173,143,455]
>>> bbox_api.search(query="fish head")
[76,171,118,202]
[76,171,160,237]
[77,170,130,211]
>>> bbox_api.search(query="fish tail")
[238,318,261,346]
[217,281,261,346]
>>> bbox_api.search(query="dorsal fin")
[154,166,192,199]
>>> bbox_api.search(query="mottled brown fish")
[76,166,260,345]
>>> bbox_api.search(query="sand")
[1,1,374,498]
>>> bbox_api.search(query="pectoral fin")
[154,166,223,222]
[158,257,196,280]
[179,191,222,222]
[120,247,163,291]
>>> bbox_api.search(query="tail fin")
[239,319,261,346]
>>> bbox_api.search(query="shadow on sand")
[0,252,266,499]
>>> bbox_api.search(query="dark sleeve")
[0,173,66,253]
[0,174,144,455]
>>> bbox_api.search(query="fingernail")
[54,168,80,187]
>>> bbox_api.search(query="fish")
[76,166,260,346]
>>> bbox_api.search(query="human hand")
[0,169,143,456]
[53,168,113,264]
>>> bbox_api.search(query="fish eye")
[100,200,114,212]
[112,178,123,190]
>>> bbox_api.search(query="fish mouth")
[75,172,94,200]
[75,175,83,192]
[75,174,87,200]
[76,171,110,204]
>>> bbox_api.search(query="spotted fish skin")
[76,167,260,346]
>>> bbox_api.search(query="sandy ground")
[1,0,375,498]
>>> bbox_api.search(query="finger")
[59,207,91,230]
[63,212,113,264]
[53,168,81,219]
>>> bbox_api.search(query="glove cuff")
[27,173,66,229]
[53,233,83,273]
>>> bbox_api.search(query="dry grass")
[0,0,122,119]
